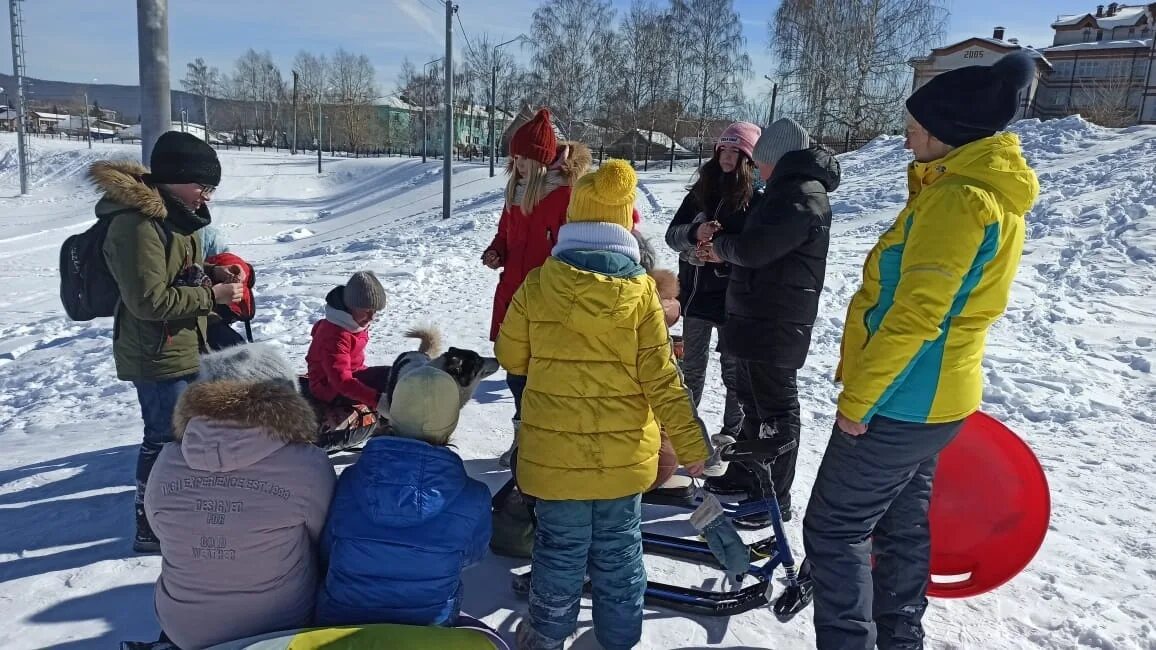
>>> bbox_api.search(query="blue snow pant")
[528,495,646,650]
[133,376,195,496]
[803,416,963,650]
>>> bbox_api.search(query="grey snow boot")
[499,418,519,468]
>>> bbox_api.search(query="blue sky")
[3,0,1101,98]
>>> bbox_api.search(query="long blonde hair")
[504,156,550,214]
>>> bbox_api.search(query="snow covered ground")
[0,118,1153,649]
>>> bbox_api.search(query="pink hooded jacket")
[145,364,335,649]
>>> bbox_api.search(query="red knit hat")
[510,108,557,166]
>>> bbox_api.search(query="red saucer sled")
[926,411,1050,598]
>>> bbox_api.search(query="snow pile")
[277,228,315,242]
[0,118,1154,649]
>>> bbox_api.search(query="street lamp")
[764,74,779,124]
[422,57,443,164]
[317,83,329,174]
[83,78,97,149]
[490,35,526,177]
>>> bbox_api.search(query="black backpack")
[60,209,169,321]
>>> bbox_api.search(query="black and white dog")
[380,327,501,418]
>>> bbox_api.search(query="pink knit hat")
[715,121,761,161]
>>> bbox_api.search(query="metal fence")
[24,131,453,160]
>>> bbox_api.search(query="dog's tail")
[404,326,443,356]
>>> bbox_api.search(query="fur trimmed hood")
[174,380,318,445]
[88,160,167,219]
[555,141,593,185]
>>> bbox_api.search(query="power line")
[455,9,476,55]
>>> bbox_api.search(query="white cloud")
[394,0,442,41]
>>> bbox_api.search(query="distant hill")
[0,73,220,124]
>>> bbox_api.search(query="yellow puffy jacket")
[496,254,711,501]
[838,133,1039,424]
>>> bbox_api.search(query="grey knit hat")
[343,271,387,311]
[753,118,811,167]
[197,343,298,389]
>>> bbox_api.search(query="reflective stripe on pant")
[733,359,801,508]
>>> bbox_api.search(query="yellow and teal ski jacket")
[837,132,1039,424]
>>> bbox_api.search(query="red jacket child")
[483,109,598,341]
[305,272,389,407]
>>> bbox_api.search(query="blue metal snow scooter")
[514,435,812,619]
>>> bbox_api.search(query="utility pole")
[490,35,524,178]
[291,70,299,155]
[317,87,322,173]
[443,1,456,220]
[136,0,171,165]
[8,0,29,194]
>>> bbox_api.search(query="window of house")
[1084,28,1093,42]
[1097,30,1104,41]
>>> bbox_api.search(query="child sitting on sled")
[304,271,393,411]
[314,364,491,628]
[496,160,712,650]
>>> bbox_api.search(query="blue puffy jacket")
[315,436,492,626]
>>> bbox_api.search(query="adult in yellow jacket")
[803,52,1040,650]
[496,160,710,650]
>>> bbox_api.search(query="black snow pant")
[681,316,742,436]
[803,416,963,650]
[730,359,801,510]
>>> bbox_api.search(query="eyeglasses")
[197,184,217,198]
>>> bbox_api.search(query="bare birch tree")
[771,0,948,140]
[181,58,221,133]
[683,0,751,155]
[529,0,617,135]
[615,1,672,161]
[329,48,378,154]
[293,51,328,147]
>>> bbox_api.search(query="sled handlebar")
[719,438,799,463]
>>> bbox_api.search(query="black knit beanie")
[905,51,1037,147]
[150,131,222,186]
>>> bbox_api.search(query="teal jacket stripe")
[865,220,1001,423]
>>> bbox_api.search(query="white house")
[1036,3,1156,125]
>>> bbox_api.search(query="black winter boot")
[133,484,160,554]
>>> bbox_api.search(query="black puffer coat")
[664,192,754,325]
[712,146,842,367]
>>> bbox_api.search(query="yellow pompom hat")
[567,159,637,230]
